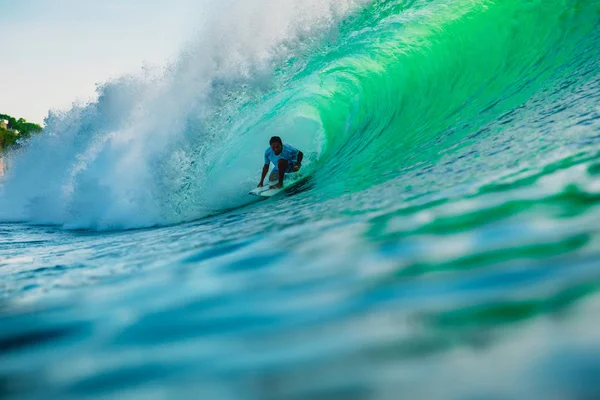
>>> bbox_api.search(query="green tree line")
[0,113,43,152]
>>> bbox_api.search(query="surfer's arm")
[258,164,269,187]
[297,151,303,166]
[294,151,304,170]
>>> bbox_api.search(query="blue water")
[2,0,600,398]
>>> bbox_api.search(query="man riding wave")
[258,136,304,189]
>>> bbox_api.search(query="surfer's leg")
[277,159,289,186]
[268,171,278,182]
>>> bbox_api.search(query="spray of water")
[0,0,372,230]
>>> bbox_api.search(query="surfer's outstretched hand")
[257,182,264,188]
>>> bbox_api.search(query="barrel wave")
[0,0,597,230]
[1,0,600,399]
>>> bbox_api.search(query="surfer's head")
[270,136,283,155]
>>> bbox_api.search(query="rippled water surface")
[2,0,600,399]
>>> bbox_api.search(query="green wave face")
[277,0,600,195]
[2,0,599,231]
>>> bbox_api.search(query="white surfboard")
[249,185,284,198]
[249,172,304,198]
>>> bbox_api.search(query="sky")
[0,0,201,124]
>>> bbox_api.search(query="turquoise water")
[1,0,600,398]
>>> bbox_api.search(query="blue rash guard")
[264,144,300,173]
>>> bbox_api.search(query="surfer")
[258,136,303,189]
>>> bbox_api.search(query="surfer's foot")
[270,183,283,189]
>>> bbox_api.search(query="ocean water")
[1,0,600,398]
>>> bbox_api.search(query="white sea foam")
[0,0,371,230]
